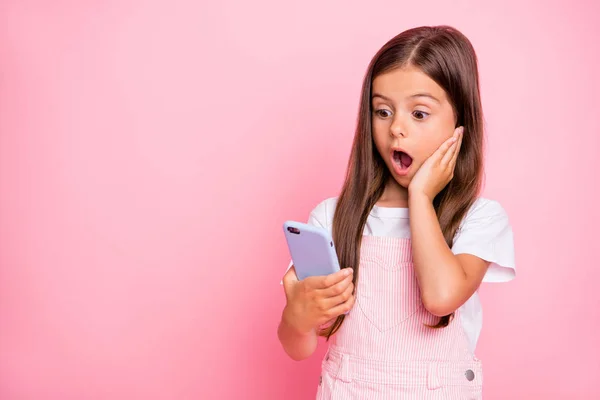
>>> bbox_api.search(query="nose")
[390,116,406,138]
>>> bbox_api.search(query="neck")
[376,177,409,208]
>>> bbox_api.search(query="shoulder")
[454,197,513,257]
[455,197,512,243]
[460,197,509,227]
[307,197,338,230]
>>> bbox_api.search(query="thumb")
[282,265,299,290]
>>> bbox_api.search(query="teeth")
[393,151,405,169]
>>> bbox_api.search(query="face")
[371,65,457,187]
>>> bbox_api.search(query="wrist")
[408,188,433,204]
[281,306,314,336]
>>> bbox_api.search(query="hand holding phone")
[281,266,355,334]
[280,221,355,333]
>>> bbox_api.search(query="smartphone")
[283,221,341,280]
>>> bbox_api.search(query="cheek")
[434,115,457,141]
[418,120,454,155]
[412,132,444,161]
[410,147,435,168]
[372,122,389,151]
[372,119,387,135]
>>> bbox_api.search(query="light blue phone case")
[283,221,341,280]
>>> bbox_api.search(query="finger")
[282,265,299,290]
[324,281,354,308]
[434,134,459,161]
[449,128,464,168]
[320,274,353,298]
[441,140,458,166]
[441,127,462,166]
[311,268,353,290]
[326,294,356,319]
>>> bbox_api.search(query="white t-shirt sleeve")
[280,199,330,284]
[451,199,516,283]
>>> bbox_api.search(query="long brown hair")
[320,26,485,339]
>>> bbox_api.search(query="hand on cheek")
[408,126,464,202]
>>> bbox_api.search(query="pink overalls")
[316,236,483,399]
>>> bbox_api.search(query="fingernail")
[459,127,464,135]
[343,269,351,276]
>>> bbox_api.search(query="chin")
[390,173,411,189]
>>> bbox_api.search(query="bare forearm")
[277,309,318,361]
[408,193,466,315]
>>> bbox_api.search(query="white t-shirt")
[284,196,516,354]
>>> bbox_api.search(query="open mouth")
[392,150,413,171]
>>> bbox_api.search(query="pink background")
[1,1,599,399]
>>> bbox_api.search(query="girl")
[278,25,515,399]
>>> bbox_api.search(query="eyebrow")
[371,93,393,102]
[372,92,441,104]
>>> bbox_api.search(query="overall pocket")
[315,370,336,399]
[356,256,422,332]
